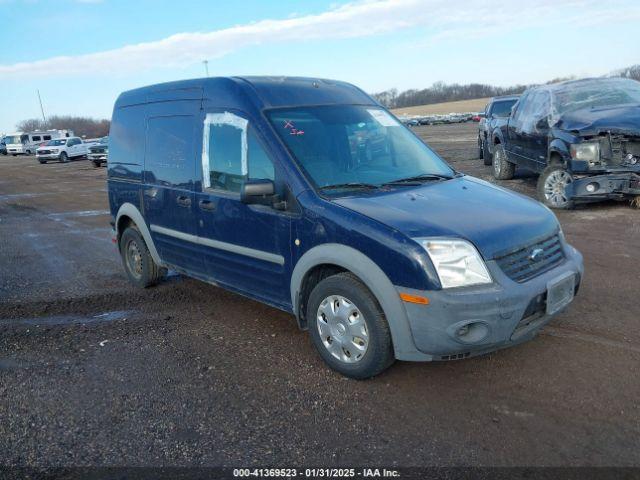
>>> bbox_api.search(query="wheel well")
[493,136,501,144]
[549,151,565,167]
[116,215,134,245]
[297,264,347,329]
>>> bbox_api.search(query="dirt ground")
[1,123,639,468]
[391,98,490,116]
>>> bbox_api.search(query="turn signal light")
[399,293,429,305]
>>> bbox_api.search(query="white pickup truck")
[36,137,88,163]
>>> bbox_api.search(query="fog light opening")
[586,182,599,193]
[454,321,490,344]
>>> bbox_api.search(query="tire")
[59,152,69,163]
[119,226,165,288]
[478,136,483,160]
[92,160,101,168]
[492,143,515,180]
[537,165,575,209]
[38,159,47,164]
[482,139,492,166]
[307,272,394,379]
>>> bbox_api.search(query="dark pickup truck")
[478,95,519,165]
[491,78,640,209]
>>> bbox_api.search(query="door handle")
[198,199,216,211]
[176,195,191,207]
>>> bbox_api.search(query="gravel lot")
[1,123,639,467]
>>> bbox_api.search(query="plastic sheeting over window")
[516,78,640,133]
[202,112,248,190]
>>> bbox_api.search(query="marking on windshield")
[284,120,304,136]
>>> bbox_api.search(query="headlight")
[570,142,599,164]
[50,149,59,153]
[415,238,492,288]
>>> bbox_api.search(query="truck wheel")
[307,272,394,379]
[482,139,492,166]
[478,136,483,160]
[38,159,47,164]
[492,143,515,180]
[59,152,69,163]
[537,165,574,209]
[119,226,165,288]
[92,160,101,168]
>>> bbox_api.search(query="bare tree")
[15,116,110,137]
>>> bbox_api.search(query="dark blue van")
[108,76,583,378]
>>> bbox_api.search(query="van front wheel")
[119,226,165,288]
[307,272,394,379]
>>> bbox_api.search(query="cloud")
[0,0,637,79]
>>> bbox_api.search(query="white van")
[4,130,74,155]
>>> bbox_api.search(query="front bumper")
[37,153,61,160]
[88,154,107,162]
[566,171,640,202]
[397,242,583,360]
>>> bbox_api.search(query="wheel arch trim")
[290,243,428,361]
[116,202,163,266]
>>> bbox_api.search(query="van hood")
[556,104,640,136]
[333,176,559,260]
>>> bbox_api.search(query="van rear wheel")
[307,272,394,379]
[119,226,165,288]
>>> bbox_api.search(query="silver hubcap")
[316,295,369,364]
[126,240,143,279]
[543,170,573,207]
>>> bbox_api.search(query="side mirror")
[240,179,275,204]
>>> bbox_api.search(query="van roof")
[114,76,376,110]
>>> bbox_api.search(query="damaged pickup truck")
[492,77,640,209]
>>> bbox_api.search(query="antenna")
[37,89,47,124]
[203,60,209,77]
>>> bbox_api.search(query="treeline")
[373,64,640,109]
[16,116,110,138]
[372,82,527,109]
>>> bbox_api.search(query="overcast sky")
[1,0,639,133]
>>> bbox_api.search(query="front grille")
[495,234,565,283]
[90,148,105,154]
[38,150,50,155]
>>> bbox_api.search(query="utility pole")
[37,89,47,124]
[203,60,209,77]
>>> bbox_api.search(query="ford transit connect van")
[108,77,583,378]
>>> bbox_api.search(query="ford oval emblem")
[529,248,544,263]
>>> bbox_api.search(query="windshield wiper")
[318,182,379,192]
[383,173,454,186]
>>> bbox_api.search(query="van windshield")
[46,139,67,146]
[267,105,453,192]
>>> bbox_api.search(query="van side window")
[32,136,41,142]
[202,112,275,193]
[43,135,51,141]
[146,115,196,187]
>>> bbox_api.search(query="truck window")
[32,136,41,142]
[43,135,51,141]
[145,115,196,187]
[202,112,274,193]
